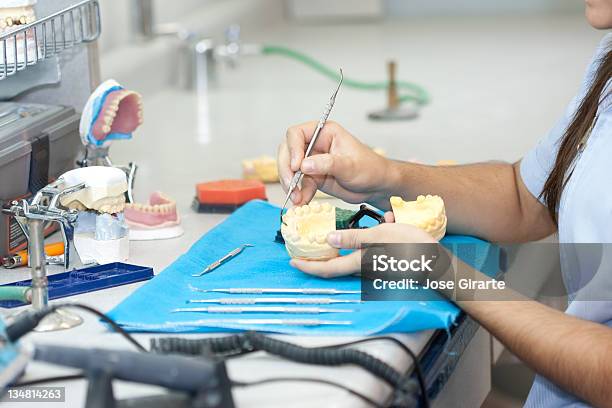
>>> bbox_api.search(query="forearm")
[460,298,612,407]
[433,251,612,407]
[374,160,554,242]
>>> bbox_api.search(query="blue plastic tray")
[0,262,154,308]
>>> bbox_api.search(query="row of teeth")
[413,215,446,231]
[0,11,36,29]
[100,90,144,134]
[125,202,175,214]
[285,231,329,245]
[283,202,333,223]
[91,195,126,214]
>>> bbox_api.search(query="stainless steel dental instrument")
[191,244,254,277]
[167,319,353,327]
[188,285,360,295]
[280,69,344,223]
[187,297,361,305]
[172,306,354,314]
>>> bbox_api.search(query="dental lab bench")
[0,187,491,408]
[1,0,596,406]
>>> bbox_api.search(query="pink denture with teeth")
[124,192,180,229]
[91,89,143,141]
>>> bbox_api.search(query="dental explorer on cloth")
[280,69,344,224]
[192,244,254,277]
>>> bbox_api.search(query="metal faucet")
[129,0,259,90]
[130,0,187,40]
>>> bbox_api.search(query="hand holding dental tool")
[280,68,344,223]
[188,285,360,295]
[191,244,254,277]
[188,297,360,305]
[172,306,354,314]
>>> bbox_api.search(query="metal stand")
[368,61,419,121]
[2,181,88,331]
[77,145,137,203]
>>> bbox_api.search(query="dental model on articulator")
[281,202,339,261]
[78,79,143,203]
[59,166,130,265]
[79,79,184,240]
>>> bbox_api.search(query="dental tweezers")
[172,306,354,314]
[187,297,361,305]
[188,285,360,295]
[191,244,254,277]
[280,69,344,223]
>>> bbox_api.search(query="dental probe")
[188,297,361,305]
[280,68,344,223]
[170,319,353,327]
[188,285,360,295]
[191,244,254,277]
[172,306,354,314]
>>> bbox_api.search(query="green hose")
[261,45,430,105]
[0,286,30,302]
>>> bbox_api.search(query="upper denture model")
[79,79,143,147]
[59,167,128,214]
[281,202,338,261]
[390,195,447,241]
[124,192,184,241]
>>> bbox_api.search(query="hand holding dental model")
[278,120,446,274]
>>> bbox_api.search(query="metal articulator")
[2,180,87,331]
[77,145,138,203]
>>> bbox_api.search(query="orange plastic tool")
[193,179,267,213]
[2,241,65,269]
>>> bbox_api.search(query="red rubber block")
[193,179,267,213]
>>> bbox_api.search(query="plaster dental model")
[59,167,128,213]
[124,192,184,241]
[436,160,458,166]
[80,79,143,147]
[242,156,279,183]
[390,195,447,241]
[0,0,37,65]
[58,166,130,264]
[0,0,36,31]
[281,202,338,261]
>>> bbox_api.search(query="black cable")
[151,332,422,406]
[232,377,385,408]
[319,336,429,408]
[5,302,147,352]
[14,374,85,387]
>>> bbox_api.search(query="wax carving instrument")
[149,319,353,328]
[280,69,344,223]
[172,306,354,314]
[2,242,65,269]
[188,297,360,305]
[191,244,254,277]
[188,285,360,295]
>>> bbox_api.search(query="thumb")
[327,228,379,249]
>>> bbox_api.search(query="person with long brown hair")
[277,1,612,406]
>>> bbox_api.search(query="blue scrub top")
[520,33,612,407]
